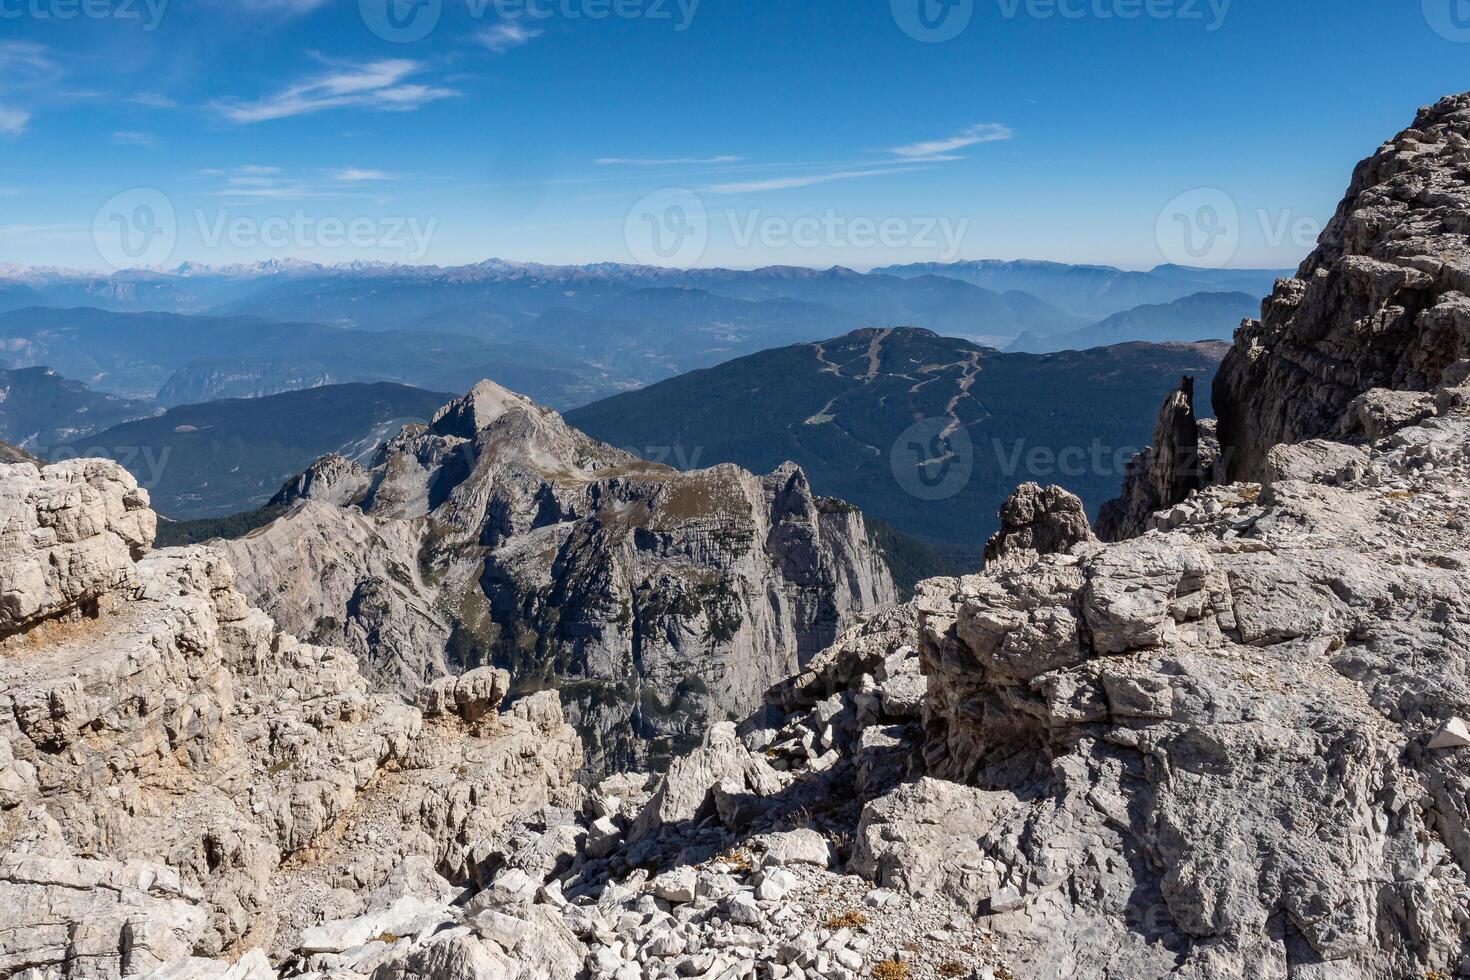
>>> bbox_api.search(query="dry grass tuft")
[715,849,752,873]
[871,960,908,980]
[825,909,869,930]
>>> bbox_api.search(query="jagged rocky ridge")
[222,381,894,773]
[10,93,1470,980]
[0,458,580,978]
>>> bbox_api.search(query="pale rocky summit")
[223,380,895,772]
[1216,92,1470,479]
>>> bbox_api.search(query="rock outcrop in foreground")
[223,381,894,773]
[0,458,579,978]
[12,93,1470,980]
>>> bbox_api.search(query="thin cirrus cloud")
[701,124,1012,193]
[333,168,396,182]
[887,123,1013,158]
[214,60,455,124]
[703,167,926,195]
[0,41,61,135]
[0,107,30,137]
[597,155,744,167]
[112,131,157,147]
[203,165,311,199]
[478,23,543,53]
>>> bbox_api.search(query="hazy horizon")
[1,2,1463,273]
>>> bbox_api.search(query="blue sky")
[0,0,1467,271]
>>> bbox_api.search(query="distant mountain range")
[0,256,1275,346]
[0,364,159,449]
[0,260,1278,418]
[0,307,614,409]
[1006,291,1261,353]
[872,260,1288,320]
[567,327,1230,560]
[49,382,451,519]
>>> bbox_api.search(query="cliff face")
[1216,93,1470,479]
[0,458,580,978]
[223,381,895,773]
[913,407,1470,976]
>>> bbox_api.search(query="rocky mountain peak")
[428,378,537,439]
[223,382,896,772]
[1216,91,1470,479]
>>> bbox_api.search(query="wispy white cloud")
[887,123,1012,158]
[200,165,393,200]
[214,60,455,124]
[129,93,179,109]
[658,125,1010,195]
[478,22,543,52]
[0,222,90,242]
[0,107,30,136]
[112,130,157,147]
[597,155,744,166]
[704,167,926,194]
[0,42,60,135]
[333,168,396,182]
[0,41,57,76]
